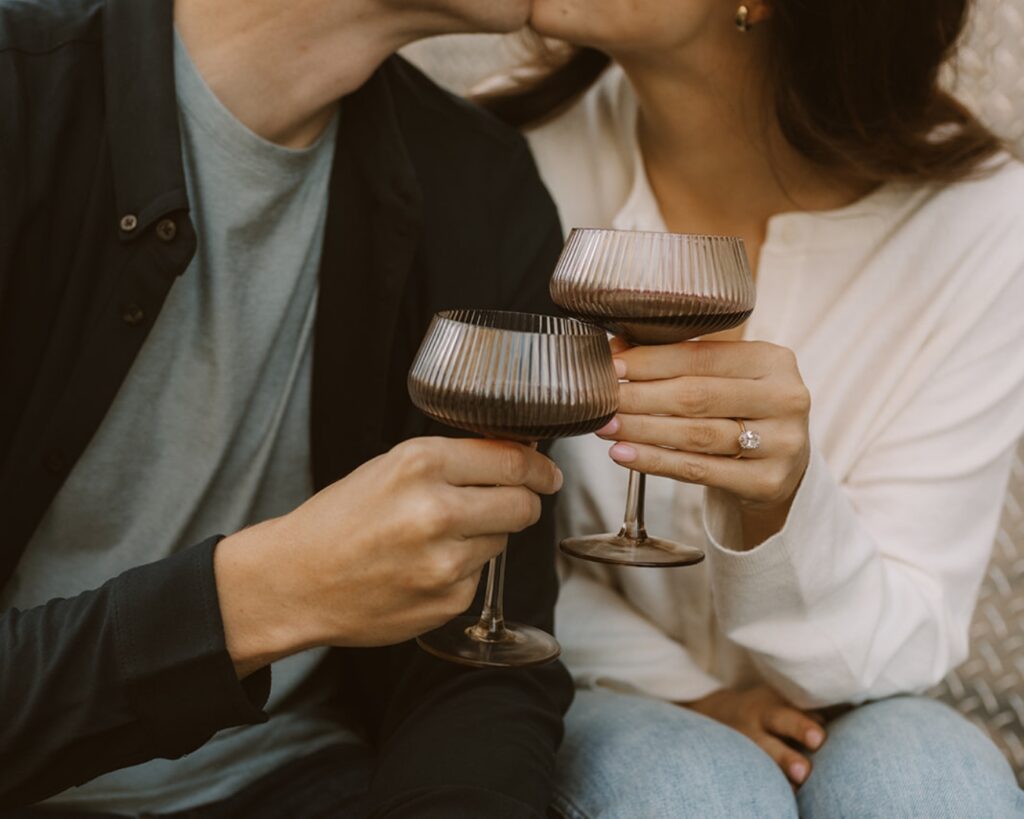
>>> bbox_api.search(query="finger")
[418,535,503,602]
[754,734,812,786]
[763,707,827,751]
[424,573,485,627]
[437,439,563,494]
[455,486,543,536]
[608,441,781,498]
[610,335,633,355]
[618,376,778,419]
[452,534,508,576]
[615,340,780,381]
[597,414,773,459]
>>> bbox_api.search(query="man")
[0,0,572,815]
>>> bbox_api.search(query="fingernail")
[609,443,636,463]
[806,728,824,749]
[553,466,564,491]
[613,358,627,378]
[596,417,620,437]
[788,761,808,783]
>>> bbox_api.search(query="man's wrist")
[213,518,312,678]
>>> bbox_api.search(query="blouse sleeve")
[703,259,1024,709]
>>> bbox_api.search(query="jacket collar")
[342,57,424,232]
[103,0,188,242]
[312,57,425,482]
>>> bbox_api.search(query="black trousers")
[3,744,373,819]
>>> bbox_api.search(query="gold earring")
[735,4,752,31]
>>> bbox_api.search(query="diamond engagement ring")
[734,419,761,458]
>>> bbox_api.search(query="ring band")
[734,419,761,458]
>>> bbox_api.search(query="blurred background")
[403,0,1024,783]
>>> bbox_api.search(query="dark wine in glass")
[408,309,619,668]
[550,229,756,568]
[570,290,753,345]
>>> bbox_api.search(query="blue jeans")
[552,689,1024,818]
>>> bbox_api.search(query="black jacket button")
[121,304,145,326]
[119,214,138,232]
[156,218,177,242]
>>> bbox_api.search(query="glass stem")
[469,550,507,642]
[619,469,648,541]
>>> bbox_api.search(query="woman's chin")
[528,2,647,53]
[528,1,592,42]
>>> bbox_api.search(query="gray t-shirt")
[1,33,355,813]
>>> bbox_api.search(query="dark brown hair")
[478,1,1002,183]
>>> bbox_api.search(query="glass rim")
[433,308,606,339]
[566,226,747,245]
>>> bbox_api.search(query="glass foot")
[560,533,705,567]
[416,616,561,669]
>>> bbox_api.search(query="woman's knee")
[554,689,796,819]
[799,696,1024,819]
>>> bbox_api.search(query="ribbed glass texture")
[408,309,619,441]
[550,228,757,344]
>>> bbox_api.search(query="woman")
[482,1,1024,816]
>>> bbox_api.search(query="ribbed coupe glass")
[550,228,756,567]
[408,309,619,667]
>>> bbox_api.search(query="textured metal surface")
[404,2,1024,780]
[932,440,1024,785]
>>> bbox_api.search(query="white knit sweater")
[527,66,1024,708]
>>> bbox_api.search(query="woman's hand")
[599,339,811,545]
[682,686,826,787]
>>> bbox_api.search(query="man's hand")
[682,685,826,787]
[214,437,563,677]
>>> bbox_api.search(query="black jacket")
[0,0,572,814]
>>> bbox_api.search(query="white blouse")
[527,66,1024,708]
